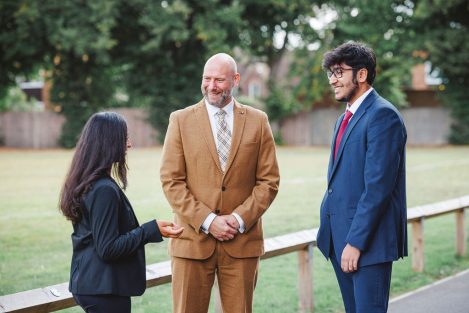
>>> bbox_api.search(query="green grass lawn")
[1,146,469,313]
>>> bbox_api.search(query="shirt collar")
[347,87,373,115]
[205,98,234,116]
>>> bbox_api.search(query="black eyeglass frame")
[326,66,361,79]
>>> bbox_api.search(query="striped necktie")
[215,109,231,172]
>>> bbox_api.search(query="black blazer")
[69,177,162,296]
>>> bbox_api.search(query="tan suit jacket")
[160,99,280,259]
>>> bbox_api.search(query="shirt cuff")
[201,213,217,234]
[232,213,245,233]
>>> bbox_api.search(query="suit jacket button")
[215,209,220,214]
[328,188,333,194]
[222,186,226,191]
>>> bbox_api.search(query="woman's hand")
[157,220,184,238]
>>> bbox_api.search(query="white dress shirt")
[201,98,245,234]
[206,99,234,149]
[347,87,374,118]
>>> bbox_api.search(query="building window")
[424,61,442,86]
[248,83,261,99]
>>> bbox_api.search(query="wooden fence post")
[412,218,424,272]
[456,208,467,256]
[298,243,314,313]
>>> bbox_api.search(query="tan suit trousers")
[172,242,259,313]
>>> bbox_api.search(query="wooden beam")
[0,282,74,313]
[412,219,425,272]
[263,229,317,260]
[145,261,172,288]
[455,208,467,256]
[407,195,469,222]
[298,243,314,313]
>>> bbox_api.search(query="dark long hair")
[59,112,128,223]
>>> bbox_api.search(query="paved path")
[388,269,469,313]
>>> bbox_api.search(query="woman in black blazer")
[59,112,183,313]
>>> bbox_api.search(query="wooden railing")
[407,195,469,272]
[1,195,468,313]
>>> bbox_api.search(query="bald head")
[204,53,238,75]
[201,53,240,108]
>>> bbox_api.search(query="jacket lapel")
[224,100,246,173]
[328,116,343,182]
[329,90,378,182]
[194,101,222,172]
[109,178,139,225]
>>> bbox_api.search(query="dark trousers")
[73,294,131,313]
[330,255,392,313]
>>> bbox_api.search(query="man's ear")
[233,73,241,86]
[357,68,368,83]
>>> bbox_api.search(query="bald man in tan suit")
[160,53,280,313]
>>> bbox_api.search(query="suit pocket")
[240,141,259,148]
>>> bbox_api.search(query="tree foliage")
[306,0,469,142]
[1,1,122,147]
[238,1,320,120]
[0,86,37,112]
[1,0,324,144]
[293,0,416,110]
[413,0,469,143]
[0,1,49,102]
[44,1,119,147]
[331,0,416,107]
[239,1,317,77]
[1,0,468,145]
[1,0,245,146]
[112,0,244,141]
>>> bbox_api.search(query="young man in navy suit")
[317,42,407,313]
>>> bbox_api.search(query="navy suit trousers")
[330,254,392,313]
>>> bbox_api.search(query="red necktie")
[334,110,353,160]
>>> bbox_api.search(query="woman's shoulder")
[93,176,117,187]
[86,177,120,198]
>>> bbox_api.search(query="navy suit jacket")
[69,177,163,296]
[317,90,408,267]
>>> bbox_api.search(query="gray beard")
[204,89,234,108]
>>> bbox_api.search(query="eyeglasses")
[326,67,356,79]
